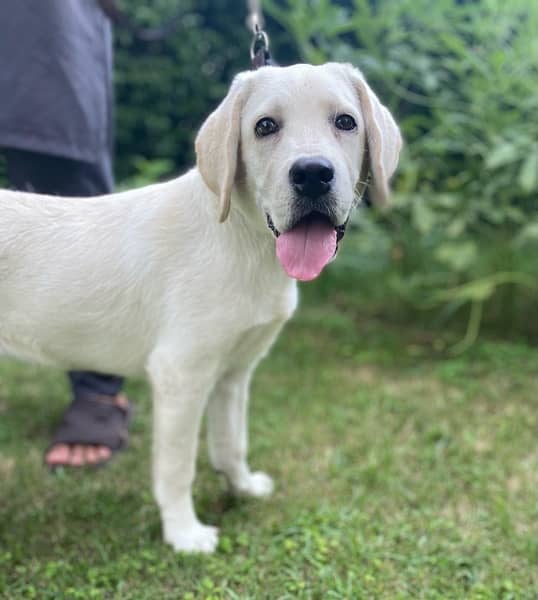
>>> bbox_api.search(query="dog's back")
[0,188,165,371]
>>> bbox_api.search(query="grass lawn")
[0,287,536,599]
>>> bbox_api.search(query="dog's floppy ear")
[340,64,402,206]
[195,73,252,222]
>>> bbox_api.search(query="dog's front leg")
[147,348,218,553]
[207,367,274,498]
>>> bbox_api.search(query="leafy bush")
[267,0,538,344]
[114,0,253,182]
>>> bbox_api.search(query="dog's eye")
[335,114,357,131]
[255,117,279,137]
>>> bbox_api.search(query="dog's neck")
[182,167,274,245]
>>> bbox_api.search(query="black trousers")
[4,148,124,399]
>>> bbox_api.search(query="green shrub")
[267,0,538,344]
[114,0,253,182]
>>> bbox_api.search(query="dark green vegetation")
[1,284,536,598]
[113,0,252,185]
[266,0,538,343]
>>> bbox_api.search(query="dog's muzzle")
[273,155,349,248]
[265,156,350,281]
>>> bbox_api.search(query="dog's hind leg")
[206,320,286,499]
[147,347,219,553]
[207,366,274,498]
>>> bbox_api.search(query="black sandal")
[45,394,132,469]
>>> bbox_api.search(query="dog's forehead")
[243,63,357,118]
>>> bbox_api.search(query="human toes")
[45,443,71,466]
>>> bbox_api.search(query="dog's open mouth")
[267,212,348,282]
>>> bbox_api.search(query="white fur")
[0,63,401,553]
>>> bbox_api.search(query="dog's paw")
[164,522,219,554]
[232,471,274,499]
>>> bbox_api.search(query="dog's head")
[195,63,402,281]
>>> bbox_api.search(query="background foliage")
[265,0,538,344]
[113,0,252,185]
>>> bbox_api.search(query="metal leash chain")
[247,0,276,69]
[100,0,274,67]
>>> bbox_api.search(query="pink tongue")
[276,219,337,281]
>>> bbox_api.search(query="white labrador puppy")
[0,63,401,552]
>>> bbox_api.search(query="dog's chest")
[215,276,298,370]
[241,267,297,324]
[245,281,296,323]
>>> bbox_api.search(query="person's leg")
[5,148,129,467]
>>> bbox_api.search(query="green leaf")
[518,150,538,192]
[485,143,520,169]
[445,218,466,238]
[516,221,538,246]
[435,241,477,272]
[445,279,496,303]
[412,201,437,234]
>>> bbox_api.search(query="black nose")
[289,157,335,199]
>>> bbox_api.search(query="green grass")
[0,289,536,599]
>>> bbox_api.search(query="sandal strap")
[49,394,131,451]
